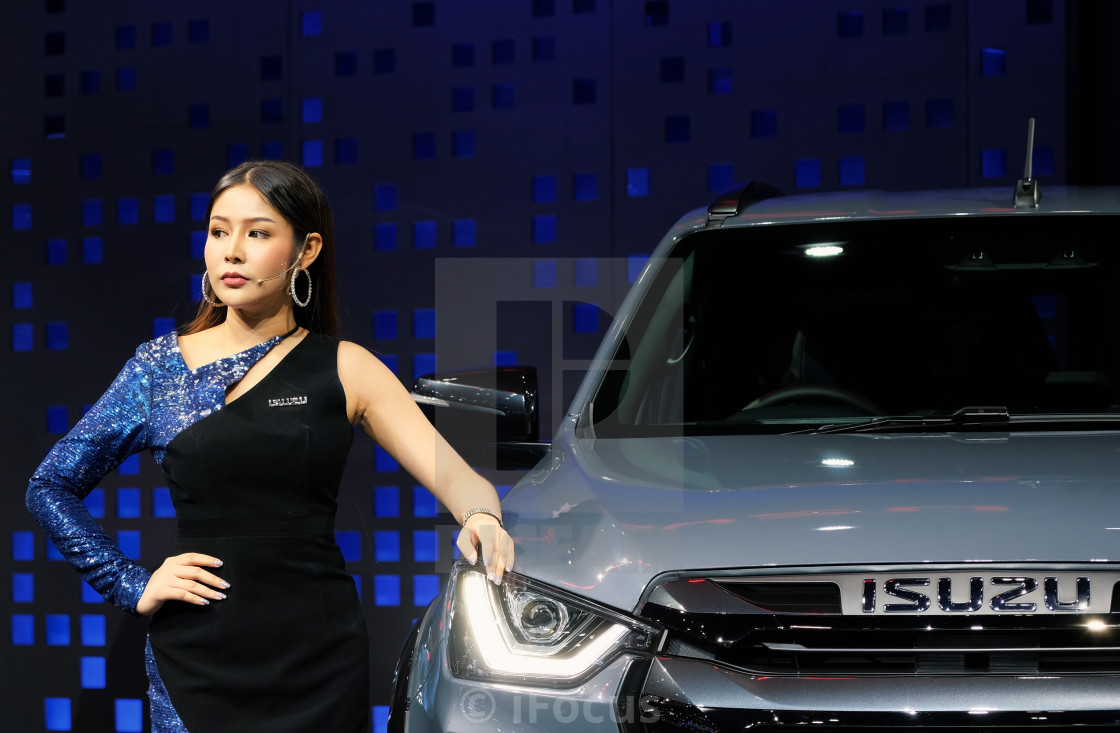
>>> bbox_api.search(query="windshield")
[588,214,1120,436]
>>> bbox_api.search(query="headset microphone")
[253,236,309,285]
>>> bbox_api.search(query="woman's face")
[205,184,300,314]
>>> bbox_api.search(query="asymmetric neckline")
[172,326,299,374]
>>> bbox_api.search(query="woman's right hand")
[135,553,229,616]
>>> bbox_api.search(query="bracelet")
[462,507,503,528]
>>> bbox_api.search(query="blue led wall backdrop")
[2,1,1105,730]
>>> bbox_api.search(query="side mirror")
[412,366,550,470]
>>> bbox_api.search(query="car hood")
[503,431,1120,612]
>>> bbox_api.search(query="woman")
[25,160,514,732]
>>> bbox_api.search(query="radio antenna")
[1013,117,1041,208]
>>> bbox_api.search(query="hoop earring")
[201,271,225,307]
[290,267,312,308]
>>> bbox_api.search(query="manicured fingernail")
[220,581,230,589]
[200,599,210,605]
[216,592,227,600]
[213,560,223,567]
[488,572,498,584]
[468,554,477,564]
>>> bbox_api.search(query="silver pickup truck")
[392,179,1120,731]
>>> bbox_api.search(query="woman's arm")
[338,341,515,583]
[25,354,155,614]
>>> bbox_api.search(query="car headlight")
[447,562,661,686]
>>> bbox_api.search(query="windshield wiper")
[804,406,1010,435]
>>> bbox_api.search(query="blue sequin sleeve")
[25,348,154,615]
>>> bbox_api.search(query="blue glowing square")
[883,101,910,131]
[154,195,175,223]
[492,39,515,65]
[302,97,322,123]
[838,104,864,133]
[412,133,436,160]
[46,114,66,139]
[12,573,34,602]
[81,615,106,646]
[839,155,866,186]
[926,4,952,31]
[152,148,174,175]
[191,272,203,302]
[190,192,208,221]
[572,301,601,333]
[188,18,209,44]
[85,488,105,518]
[336,531,361,561]
[374,48,396,73]
[412,221,436,250]
[81,154,102,179]
[374,531,400,562]
[260,55,283,81]
[47,539,63,560]
[413,2,435,26]
[452,43,474,69]
[374,706,390,732]
[11,157,31,184]
[82,199,102,226]
[374,223,397,251]
[493,350,516,366]
[116,67,136,92]
[374,486,399,518]
[573,173,598,201]
[374,575,400,606]
[374,310,398,340]
[412,308,436,338]
[46,322,68,350]
[117,197,138,225]
[451,87,474,112]
[708,67,732,94]
[47,238,67,265]
[534,215,557,244]
[453,219,475,248]
[47,406,67,433]
[301,140,323,168]
[627,255,649,283]
[575,258,598,287]
[261,98,283,124]
[413,486,437,518]
[12,323,33,352]
[115,698,143,733]
[413,353,436,380]
[838,10,864,37]
[375,445,399,473]
[627,167,650,197]
[665,115,691,143]
[117,530,141,560]
[451,130,475,158]
[301,10,322,36]
[707,162,734,193]
[1032,146,1054,176]
[981,148,1008,178]
[261,140,284,159]
[80,70,101,94]
[532,36,555,62]
[12,203,31,230]
[13,282,32,309]
[151,22,172,47]
[751,109,777,138]
[117,488,141,518]
[11,614,34,645]
[80,657,106,689]
[980,47,1006,76]
[926,98,953,128]
[492,84,515,109]
[883,8,908,34]
[116,25,136,49]
[374,184,398,211]
[45,697,71,731]
[660,56,684,83]
[190,230,206,259]
[152,487,176,518]
[414,575,440,606]
[13,531,34,560]
[336,138,358,164]
[335,51,357,76]
[534,260,557,289]
[189,104,209,130]
[533,175,556,203]
[46,614,70,645]
[709,20,732,46]
[795,158,822,189]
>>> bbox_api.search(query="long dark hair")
[182,160,341,337]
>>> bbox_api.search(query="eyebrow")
[209,215,279,224]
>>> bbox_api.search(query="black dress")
[149,333,369,732]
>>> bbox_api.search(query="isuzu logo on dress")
[267,395,308,407]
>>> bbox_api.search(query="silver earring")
[201,271,225,307]
[290,267,312,308]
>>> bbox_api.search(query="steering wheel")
[744,385,884,415]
